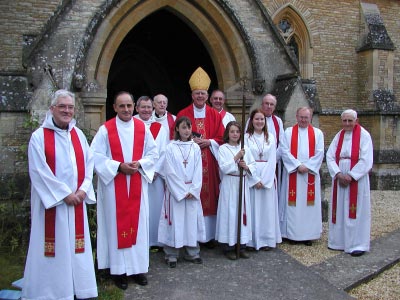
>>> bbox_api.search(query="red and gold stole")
[43,127,85,257]
[105,118,145,249]
[332,124,361,223]
[150,122,162,139]
[288,125,316,206]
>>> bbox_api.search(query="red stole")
[332,124,361,223]
[288,125,316,206]
[166,112,175,140]
[105,118,145,249]
[43,127,85,257]
[271,115,280,146]
[150,122,162,139]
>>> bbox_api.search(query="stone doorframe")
[79,0,264,130]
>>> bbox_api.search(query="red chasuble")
[288,125,316,206]
[176,104,224,216]
[167,112,175,140]
[220,109,227,120]
[105,118,145,249]
[43,127,85,257]
[332,124,361,223]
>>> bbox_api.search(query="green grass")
[0,247,123,299]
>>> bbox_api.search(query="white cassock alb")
[22,112,97,300]
[134,116,168,247]
[326,126,373,253]
[280,126,324,241]
[152,110,176,143]
[216,144,256,245]
[220,109,236,127]
[245,132,282,249]
[91,116,158,275]
[158,140,205,247]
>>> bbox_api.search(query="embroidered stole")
[150,122,162,139]
[288,125,316,206]
[105,118,145,248]
[43,128,85,257]
[332,124,361,223]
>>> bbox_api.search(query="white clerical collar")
[152,110,167,121]
[193,104,206,118]
[134,114,154,126]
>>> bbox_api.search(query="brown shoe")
[239,251,250,259]
[260,246,272,251]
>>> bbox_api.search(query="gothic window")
[273,7,313,79]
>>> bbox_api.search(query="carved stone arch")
[80,0,257,127]
[272,4,314,79]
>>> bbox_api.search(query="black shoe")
[132,273,148,286]
[113,274,128,290]
[304,240,313,246]
[246,246,257,252]
[166,259,177,268]
[224,251,237,260]
[203,239,218,249]
[260,246,272,251]
[184,257,203,264]
[350,250,365,257]
[239,251,250,259]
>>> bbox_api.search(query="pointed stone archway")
[82,0,254,129]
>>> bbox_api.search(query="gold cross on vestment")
[350,203,357,214]
[308,190,314,197]
[122,231,128,238]
[289,189,296,197]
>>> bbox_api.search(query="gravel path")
[279,190,400,299]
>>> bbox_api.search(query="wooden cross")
[259,153,263,160]
[183,160,188,168]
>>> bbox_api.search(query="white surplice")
[326,126,373,253]
[134,115,168,247]
[245,132,282,249]
[158,140,205,247]
[216,144,256,246]
[22,111,97,300]
[152,110,176,143]
[279,126,324,241]
[91,116,158,275]
[220,110,236,127]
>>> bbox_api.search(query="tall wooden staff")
[236,77,248,258]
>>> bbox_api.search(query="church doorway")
[106,9,217,119]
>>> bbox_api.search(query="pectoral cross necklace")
[177,142,193,168]
[252,134,265,160]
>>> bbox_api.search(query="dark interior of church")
[107,9,218,119]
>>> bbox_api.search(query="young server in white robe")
[91,92,158,290]
[326,109,373,257]
[158,116,205,267]
[22,90,97,300]
[245,109,282,251]
[279,107,324,246]
[216,121,256,260]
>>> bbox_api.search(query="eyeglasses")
[54,104,75,111]
[212,97,224,100]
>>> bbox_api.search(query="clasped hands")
[64,189,86,206]
[336,172,353,187]
[118,161,141,175]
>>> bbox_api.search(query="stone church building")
[0,0,399,200]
